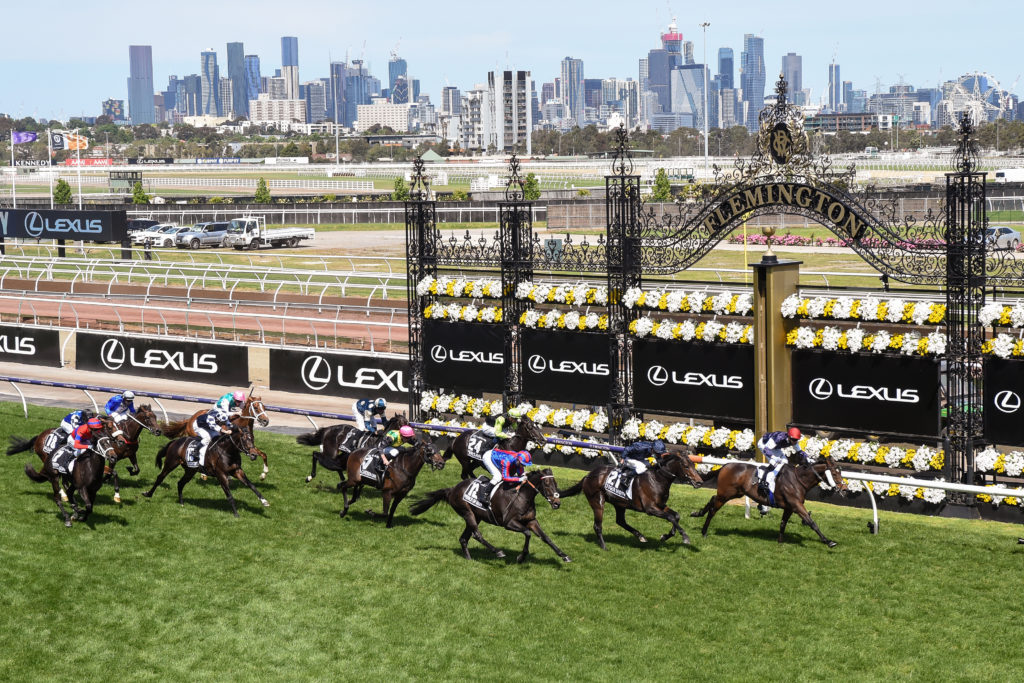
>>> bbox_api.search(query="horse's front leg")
[654,506,690,545]
[231,467,270,508]
[614,504,648,543]
[778,509,794,543]
[527,519,571,563]
[257,448,269,481]
[791,502,837,548]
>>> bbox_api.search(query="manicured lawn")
[2,401,1024,680]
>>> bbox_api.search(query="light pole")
[700,21,710,179]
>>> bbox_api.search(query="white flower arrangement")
[787,325,947,357]
[979,301,1024,328]
[629,316,753,344]
[622,288,754,316]
[621,417,755,452]
[982,333,1024,359]
[422,390,610,434]
[516,281,609,307]
[800,437,944,472]
[518,308,608,331]
[781,294,946,325]
[423,303,503,324]
[975,446,1024,477]
[417,275,503,299]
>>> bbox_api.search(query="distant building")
[740,34,765,132]
[441,86,461,116]
[302,80,327,123]
[327,61,347,123]
[266,77,288,100]
[103,98,126,121]
[489,69,533,153]
[344,60,373,128]
[670,64,707,130]
[459,85,493,151]
[717,47,734,90]
[561,57,585,126]
[128,45,156,124]
[804,112,883,133]
[226,42,248,117]
[219,78,234,118]
[391,76,410,105]
[245,55,261,106]
[249,94,307,124]
[388,56,407,97]
[719,88,739,128]
[782,53,802,104]
[355,100,412,133]
[281,36,299,100]
[828,62,841,112]
[200,49,221,116]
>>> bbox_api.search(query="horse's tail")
[296,428,327,447]
[7,434,38,456]
[559,477,587,498]
[409,488,450,516]
[24,463,48,483]
[161,418,190,439]
[155,441,171,468]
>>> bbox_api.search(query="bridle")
[124,410,159,439]
[802,457,844,492]
[239,400,270,427]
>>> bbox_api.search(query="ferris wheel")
[943,72,1015,124]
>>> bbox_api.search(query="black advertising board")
[76,332,248,385]
[127,158,174,165]
[792,350,940,439]
[521,329,612,405]
[633,339,754,422]
[270,348,409,403]
[984,357,1024,447]
[0,324,61,367]
[0,209,126,242]
[422,320,505,394]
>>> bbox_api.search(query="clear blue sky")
[1,0,1019,120]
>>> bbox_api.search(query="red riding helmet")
[517,451,533,465]
[787,427,802,441]
[86,417,104,431]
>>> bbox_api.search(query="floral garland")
[981,333,1024,359]
[841,479,947,504]
[786,325,946,356]
[416,276,502,299]
[421,418,604,458]
[621,417,756,452]
[519,309,609,331]
[624,288,753,316]
[423,303,503,324]
[629,316,753,344]
[514,281,609,307]
[976,486,1024,507]
[975,446,1024,477]
[781,294,945,325]
[979,302,1024,328]
[420,390,610,433]
[800,437,944,472]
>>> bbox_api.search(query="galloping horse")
[560,451,703,550]
[297,413,409,487]
[411,468,571,563]
[445,416,547,479]
[161,395,271,479]
[23,436,115,527]
[142,427,269,517]
[690,455,847,547]
[337,435,445,528]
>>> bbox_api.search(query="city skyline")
[1,0,1019,120]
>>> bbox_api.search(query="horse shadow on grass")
[702,525,811,546]
[175,496,271,517]
[342,509,446,528]
[411,543,571,567]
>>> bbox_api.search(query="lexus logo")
[301,355,331,391]
[995,390,1022,414]
[430,345,448,363]
[647,365,670,387]
[24,212,44,238]
[527,354,547,374]
[808,378,834,400]
[100,338,126,371]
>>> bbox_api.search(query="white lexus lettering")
[338,367,408,393]
[837,384,919,404]
[0,212,8,236]
[528,354,609,376]
[674,371,743,389]
[0,335,35,355]
[129,348,218,374]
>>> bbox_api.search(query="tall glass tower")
[227,42,248,117]
[128,45,156,124]
[281,36,299,99]
[740,34,765,132]
[200,49,221,116]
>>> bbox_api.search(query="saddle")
[339,428,370,455]
[466,430,494,462]
[758,466,783,506]
[185,438,204,469]
[358,448,387,483]
[52,446,76,476]
[603,467,636,501]
[462,475,494,511]
[43,431,65,456]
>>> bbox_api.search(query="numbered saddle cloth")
[185,439,204,469]
[338,428,367,455]
[466,430,494,462]
[43,431,65,456]
[462,476,493,511]
[359,449,386,483]
[52,447,76,476]
[603,467,635,501]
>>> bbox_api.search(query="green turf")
[3,402,1024,680]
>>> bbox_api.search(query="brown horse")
[161,396,271,479]
[690,455,847,547]
[445,416,548,479]
[142,427,269,517]
[23,437,115,527]
[410,468,571,563]
[297,413,408,486]
[338,435,445,528]
[559,451,704,550]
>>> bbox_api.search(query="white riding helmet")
[123,390,135,400]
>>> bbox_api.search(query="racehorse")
[410,468,571,563]
[690,455,847,547]
[445,416,548,479]
[297,413,409,487]
[142,426,269,517]
[337,435,445,528]
[560,451,704,550]
[161,395,271,479]
[23,436,115,527]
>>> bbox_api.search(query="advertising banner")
[0,324,61,367]
[521,329,611,405]
[270,348,409,404]
[792,350,941,438]
[632,339,754,422]
[76,332,248,385]
[61,158,112,166]
[0,208,126,242]
[984,358,1024,447]
[422,320,505,394]
[127,158,174,165]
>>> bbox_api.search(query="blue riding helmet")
[653,440,667,454]
[375,398,387,410]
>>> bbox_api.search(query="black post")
[499,154,533,409]
[405,157,437,421]
[57,239,65,258]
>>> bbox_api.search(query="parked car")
[985,226,1021,250]
[174,222,229,249]
[126,219,160,235]
[131,224,188,247]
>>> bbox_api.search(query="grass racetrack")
[3,401,1024,681]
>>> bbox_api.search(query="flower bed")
[781,294,945,325]
[786,325,946,356]
[416,275,502,299]
[981,334,1024,358]
[979,302,1024,328]
[623,288,753,316]
[628,316,753,343]
[423,303,503,323]
[421,418,606,458]
[420,390,609,434]
[519,309,608,331]
[514,281,609,307]
[801,437,944,472]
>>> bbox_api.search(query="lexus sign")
[792,350,940,438]
[270,348,409,403]
[77,332,248,384]
[984,358,1024,446]
[0,324,61,367]
[422,319,505,394]
[0,208,126,242]
[521,329,611,404]
[633,340,754,421]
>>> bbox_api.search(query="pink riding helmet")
[399,425,415,439]
[233,391,246,402]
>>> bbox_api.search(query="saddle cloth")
[43,431,64,456]
[339,428,368,455]
[466,430,493,462]
[758,466,783,506]
[185,439,204,469]
[52,447,76,476]
[359,449,386,483]
[603,467,635,501]
[462,475,494,511]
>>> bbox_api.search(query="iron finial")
[410,155,430,199]
[504,152,525,201]
[611,123,634,177]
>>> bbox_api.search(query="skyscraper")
[328,61,347,124]
[488,69,532,154]
[661,19,683,54]
[717,48,734,90]
[670,63,708,129]
[245,55,261,104]
[219,78,234,118]
[442,86,462,115]
[561,57,585,126]
[200,49,221,116]
[391,76,410,105]
[740,34,765,132]
[782,52,802,103]
[281,36,299,100]
[227,42,248,117]
[828,62,841,112]
[302,81,327,123]
[127,45,156,124]
[344,60,372,127]
[388,56,407,97]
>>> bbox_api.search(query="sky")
[0,0,1020,120]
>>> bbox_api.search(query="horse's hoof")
[659,533,671,542]
[495,551,506,559]
[260,473,267,481]
[141,491,152,498]
[516,554,526,564]
[638,536,647,543]
[113,493,121,504]
[681,536,691,545]
[64,519,72,528]
[562,555,572,562]
[826,540,838,548]
[305,476,313,483]
[689,510,701,517]
[261,499,270,507]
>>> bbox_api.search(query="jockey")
[480,406,522,443]
[380,425,416,468]
[756,427,808,516]
[352,397,387,434]
[71,417,105,459]
[484,448,530,501]
[104,391,137,437]
[620,439,667,475]
[215,390,246,417]
[192,408,234,465]
[59,409,94,444]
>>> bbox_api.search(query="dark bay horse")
[297,413,408,486]
[445,416,547,479]
[337,435,445,528]
[560,451,704,550]
[411,468,571,563]
[23,439,114,527]
[690,455,847,547]
[142,427,269,517]
[161,396,271,479]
